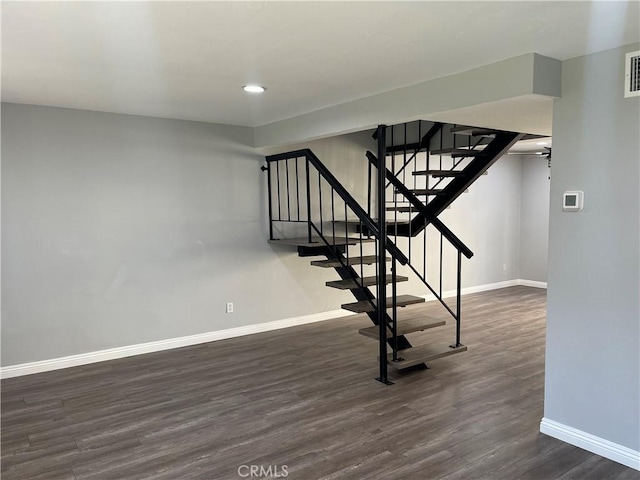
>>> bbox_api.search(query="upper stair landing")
[374,122,526,238]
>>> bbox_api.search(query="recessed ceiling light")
[243,85,265,93]
[536,141,548,146]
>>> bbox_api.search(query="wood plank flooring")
[2,286,637,479]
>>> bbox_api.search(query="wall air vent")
[624,51,640,98]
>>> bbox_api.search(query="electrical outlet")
[226,302,234,314]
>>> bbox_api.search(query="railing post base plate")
[375,377,394,386]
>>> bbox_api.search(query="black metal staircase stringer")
[366,150,473,258]
[332,260,412,351]
[406,132,525,234]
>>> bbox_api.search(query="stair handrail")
[266,149,409,266]
[366,150,474,259]
[369,148,468,349]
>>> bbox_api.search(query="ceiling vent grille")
[625,51,640,98]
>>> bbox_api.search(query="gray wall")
[423,154,523,290]
[545,45,640,451]
[265,137,529,296]
[2,103,550,367]
[0,104,368,365]
[519,155,550,282]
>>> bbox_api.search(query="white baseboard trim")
[540,417,640,470]
[0,309,355,379]
[420,278,546,303]
[463,280,518,295]
[0,279,545,379]
[518,279,547,289]
[420,280,519,302]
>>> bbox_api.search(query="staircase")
[264,121,525,384]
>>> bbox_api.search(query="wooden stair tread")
[388,344,468,369]
[342,294,425,313]
[326,275,408,290]
[450,126,499,137]
[349,218,411,224]
[412,170,465,177]
[310,256,389,268]
[401,189,444,196]
[430,148,486,157]
[359,315,445,339]
[386,206,418,213]
[351,303,441,322]
[384,219,411,224]
[386,142,421,154]
[269,237,374,248]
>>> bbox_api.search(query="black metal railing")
[264,121,523,383]
[264,121,518,382]
[367,149,472,348]
[367,122,522,352]
[385,121,443,188]
[265,142,407,383]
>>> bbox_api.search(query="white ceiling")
[2,1,639,128]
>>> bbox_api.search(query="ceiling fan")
[507,146,551,158]
[507,146,552,179]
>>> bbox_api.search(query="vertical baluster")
[391,126,395,211]
[439,232,444,298]
[318,172,323,236]
[452,124,456,152]
[305,156,312,242]
[295,157,300,221]
[423,220,427,281]
[345,201,349,265]
[456,249,462,347]
[408,203,412,263]
[440,126,444,171]
[391,123,395,171]
[276,160,282,221]
[331,187,336,246]
[416,121,421,190]
[367,159,372,218]
[403,123,407,185]
[426,124,430,194]
[359,220,364,283]
[373,223,377,275]
[394,156,398,244]
[286,158,291,221]
[392,256,398,362]
[266,162,274,240]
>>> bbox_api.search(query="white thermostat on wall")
[563,191,584,212]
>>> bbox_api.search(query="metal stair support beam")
[333,262,412,352]
[366,151,473,259]
[375,125,392,385]
[410,131,525,232]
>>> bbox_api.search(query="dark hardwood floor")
[2,286,637,479]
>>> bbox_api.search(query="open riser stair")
[264,120,527,384]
